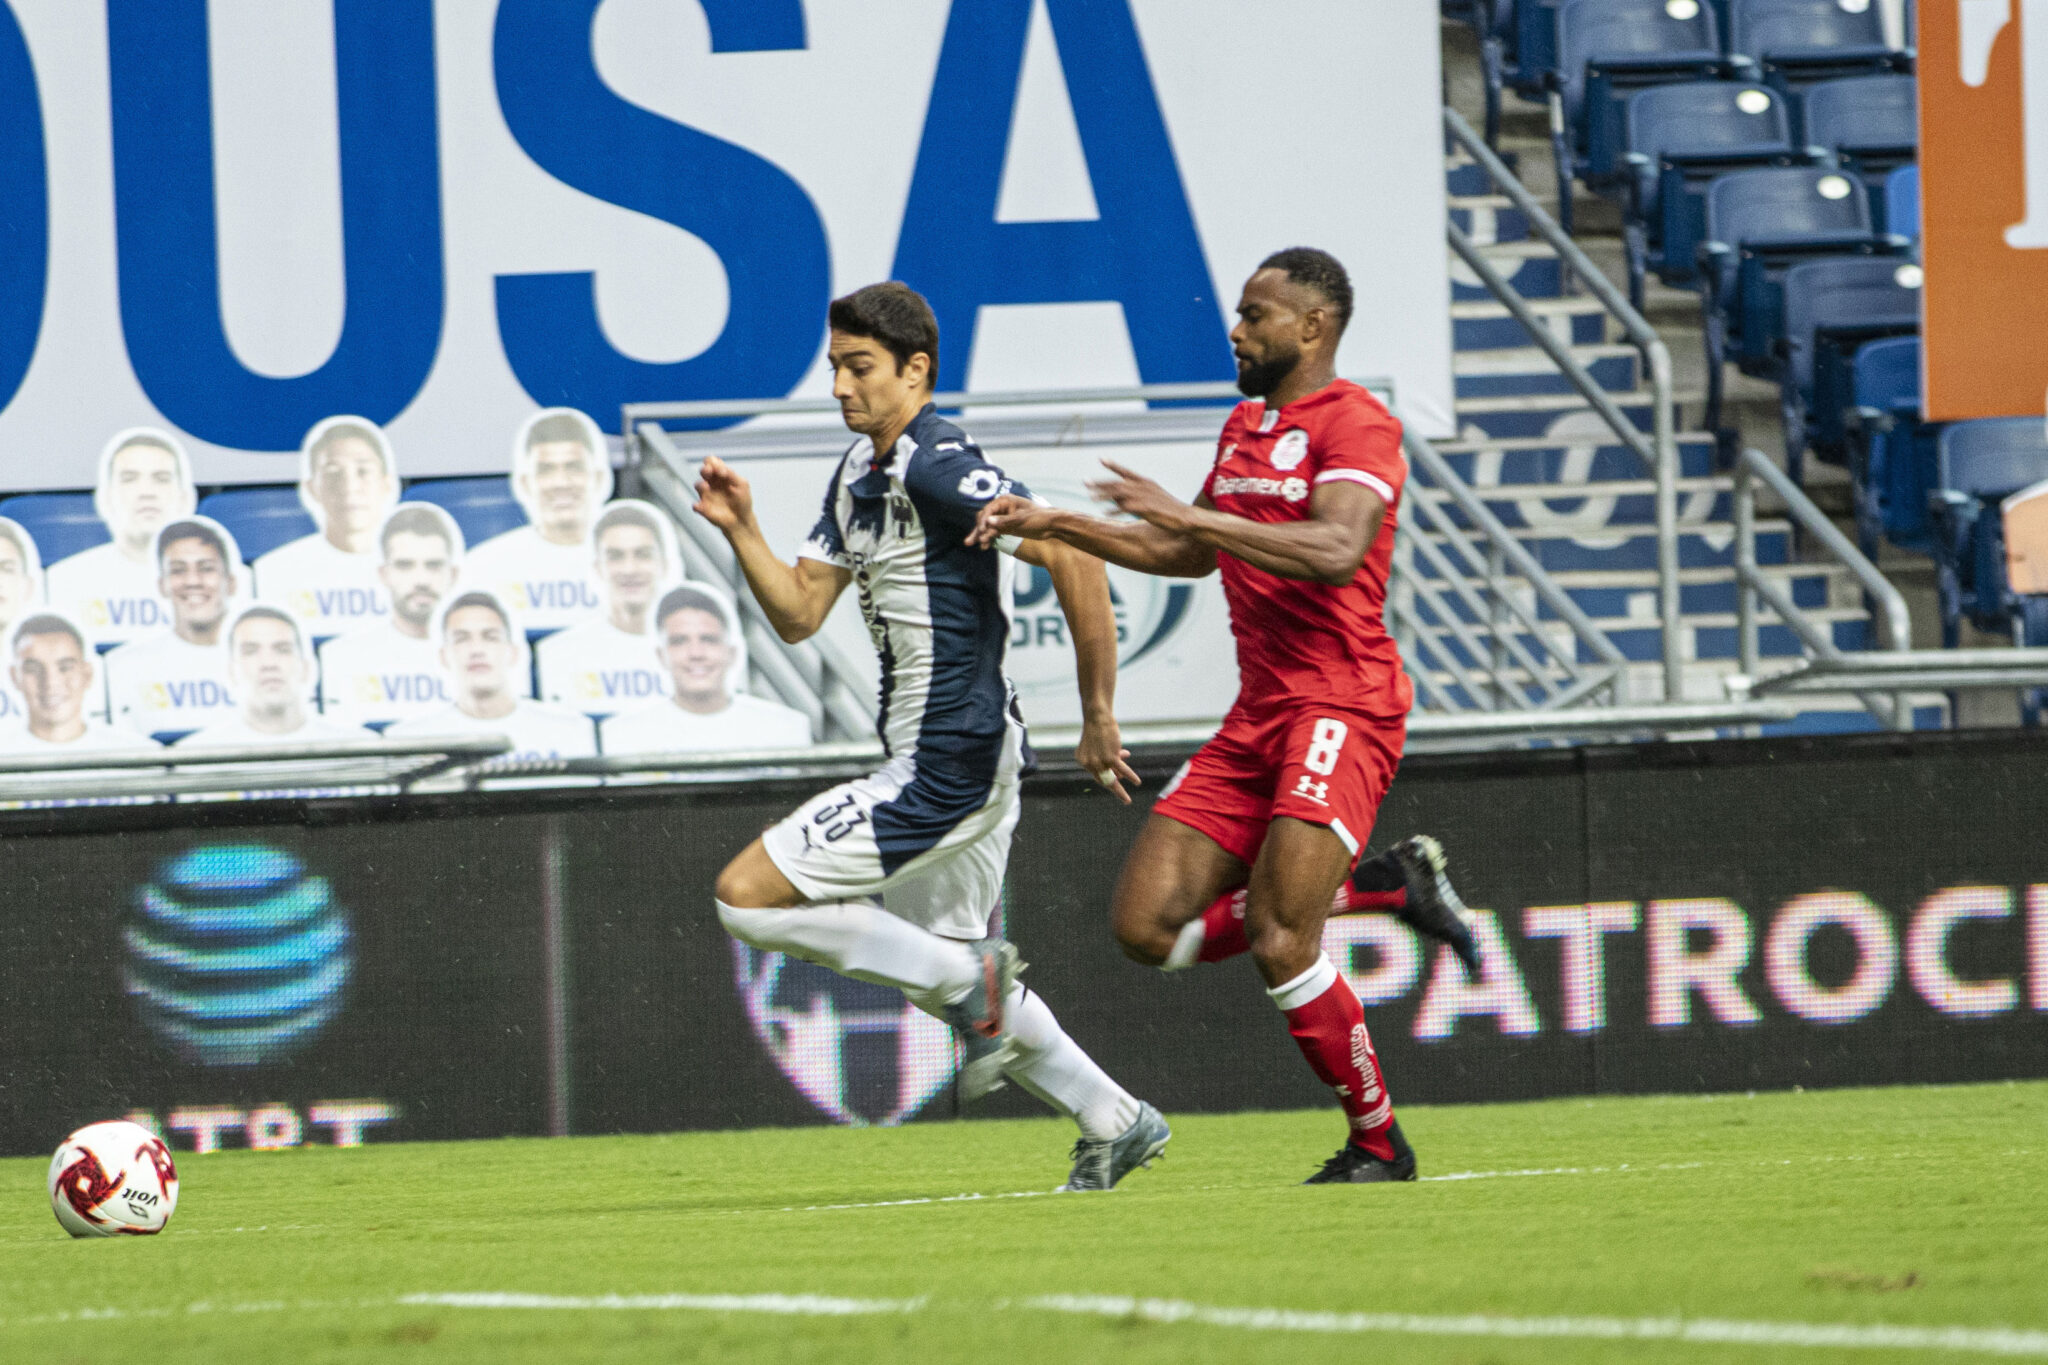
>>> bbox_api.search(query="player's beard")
[1235,346,1300,399]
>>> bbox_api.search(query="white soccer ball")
[47,1121,180,1238]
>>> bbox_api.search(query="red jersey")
[1199,379,1412,719]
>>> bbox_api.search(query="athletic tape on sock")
[1266,953,1339,1012]
[1161,919,1205,972]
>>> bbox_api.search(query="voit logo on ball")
[732,944,958,1126]
[124,845,352,1068]
[1005,481,1196,702]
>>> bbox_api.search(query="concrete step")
[1448,196,1533,245]
[1452,390,1658,439]
[1410,521,1789,572]
[1454,344,1641,399]
[1450,295,1610,350]
[1451,240,1566,301]
[1430,436,1719,482]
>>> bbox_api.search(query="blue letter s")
[492,0,829,432]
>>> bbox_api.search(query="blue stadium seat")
[403,477,527,552]
[1779,255,1920,483]
[197,487,318,562]
[1618,81,1806,304]
[1728,0,1908,104]
[1845,336,1934,555]
[1800,73,1917,226]
[0,492,107,567]
[1446,0,1520,145]
[1695,165,1905,433]
[1931,419,2048,649]
[1512,0,1561,97]
[1550,0,1733,234]
[1885,164,1920,240]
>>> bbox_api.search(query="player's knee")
[1247,919,1318,980]
[1110,897,1175,966]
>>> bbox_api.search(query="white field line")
[5,1291,2045,1356]
[774,1161,1710,1211]
[1024,1297,2048,1357]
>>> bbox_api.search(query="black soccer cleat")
[1302,1120,1418,1185]
[1380,835,1481,976]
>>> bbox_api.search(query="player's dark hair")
[380,504,457,558]
[593,501,667,551]
[156,519,230,569]
[524,411,597,455]
[230,604,305,656]
[828,282,940,388]
[443,590,512,637]
[1258,247,1354,333]
[655,584,732,636]
[12,612,83,656]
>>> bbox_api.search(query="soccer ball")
[47,1121,180,1238]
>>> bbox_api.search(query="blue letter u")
[0,0,47,416]
[108,0,444,451]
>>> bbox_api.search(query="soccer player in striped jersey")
[692,282,1165,1191]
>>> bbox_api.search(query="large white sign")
[0,0,1451,492]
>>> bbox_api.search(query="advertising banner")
[2,730,2044,1157]
[1921,0,2048,419]
[0,0,1453,494]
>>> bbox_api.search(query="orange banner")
[1922,0,2048,420]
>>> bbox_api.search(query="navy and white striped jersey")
[800,405,1030,776]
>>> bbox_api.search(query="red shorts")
[1152,704,1404,869]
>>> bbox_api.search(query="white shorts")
[762,746,1024,941]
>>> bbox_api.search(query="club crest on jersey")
[1271,429,1310,471]
[731,943,959,1126]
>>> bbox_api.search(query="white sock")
[715,899,980,1005]
[1001,984,1142,1142]
[1161,918,1205,972]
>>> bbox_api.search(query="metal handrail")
[632,422,877,742]
[1443,104,1684,703]
[1732,446,1911,729]
[0,735,512,802]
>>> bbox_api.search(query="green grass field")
[3,1082,2044,1364]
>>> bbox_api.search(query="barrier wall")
[2,729,2044,1156]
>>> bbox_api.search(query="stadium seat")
[404,477,527,552]
[1695,165,1906,434]
[1728,0,1909,104]
[1618,81,1807,304]
[1845,336,1934,555]
[1800,74,1917,226]
[0,492,107,567]
[1931,419,2048,652]
[1446,0,1519,145]
[1550,0,1734,234]
[197,487,318,562]
[1885,164,1920,241]
[1778,255,1921,485]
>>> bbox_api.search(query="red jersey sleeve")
[1310,399,1406,509]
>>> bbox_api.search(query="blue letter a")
[892,0,1231,390]
[107,0,444,451]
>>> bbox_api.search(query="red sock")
[1334,884,1406,913]
[1190,881,1399,965]
[1194,890,1251,962]
[1269,955,1397,1158]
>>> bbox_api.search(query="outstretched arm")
[1012,537,1141,803]
[971,495,1219,578]
[692,456,851,643]
[1088,461,1383,586]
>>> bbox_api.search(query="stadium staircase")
[1434,137,1923,732]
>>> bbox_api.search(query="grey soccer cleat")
[1384,835,1482,976]
[943,938,1025,1101]
[1061,1102,1171,1191]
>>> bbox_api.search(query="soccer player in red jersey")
[973,248,1471,1182]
